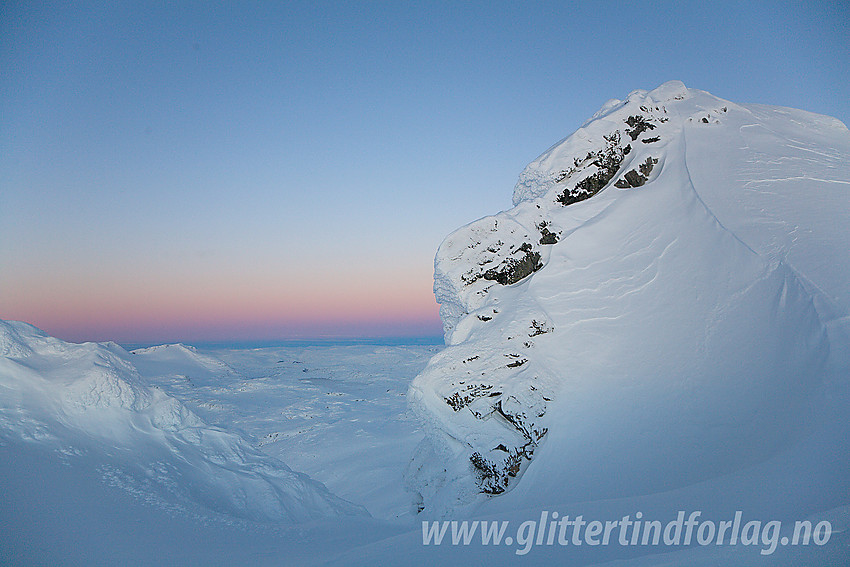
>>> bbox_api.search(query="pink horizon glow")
[7,301,443,343]
[3,291,444,344]
[27,313,444,344]
[2,260,445,343]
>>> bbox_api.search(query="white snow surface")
[0,320,368,524]
[3,81,850,565]
[409,81,850,520]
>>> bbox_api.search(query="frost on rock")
[555,131,630,206]
[408,339,555,508]
[407,80,849,516]
[433,214,554,340]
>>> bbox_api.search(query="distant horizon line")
[120,334,446,351]
[2,316,445,349]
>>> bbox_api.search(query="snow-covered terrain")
[3,81,849,565]
[0,321,372,524]
[0,321,440,564]
[399,80,850,563]
[130,340,437,520]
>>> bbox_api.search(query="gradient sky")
[1,1,848,343]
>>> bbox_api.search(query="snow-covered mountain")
[2,81,849,564]
[407,80,850,516]
[0,319,367,523]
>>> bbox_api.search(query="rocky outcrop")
[406,81,847,516]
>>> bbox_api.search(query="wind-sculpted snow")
[130,342,237,379]
[408,81,850,516]
[0,320,367,523]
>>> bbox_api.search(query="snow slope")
[131,341,438,520]
[407,81,850,516]
[1,325,442,564]
[0,320,366,524]
[2,81,849,565]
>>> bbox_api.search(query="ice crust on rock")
[408,81,850,516]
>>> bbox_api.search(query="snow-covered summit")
[408,82,850,516]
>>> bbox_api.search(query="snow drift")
[0,320,367,523]
[407,81,850,516]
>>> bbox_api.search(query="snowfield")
[0,321,370,524]
[3,82,850,565]
[1,323,438,564]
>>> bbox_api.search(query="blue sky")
[1,0,848,342]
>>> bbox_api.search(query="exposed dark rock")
[444,383,493,411]
[529,319,552,336]
[469,452,505,494]
[557,133,628,206]
[614,157,658,188]
[469,441,540,494]
[482,247,542,285]
[539,227,558,244]
[625,170,646,186]
[639,156,658,177]
[538,222,559,245]
[466,394,550,494]
[554,168,575,183]
[625,115,657,140]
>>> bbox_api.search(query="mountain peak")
[644,79,689,102]
[408,83,850,515]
